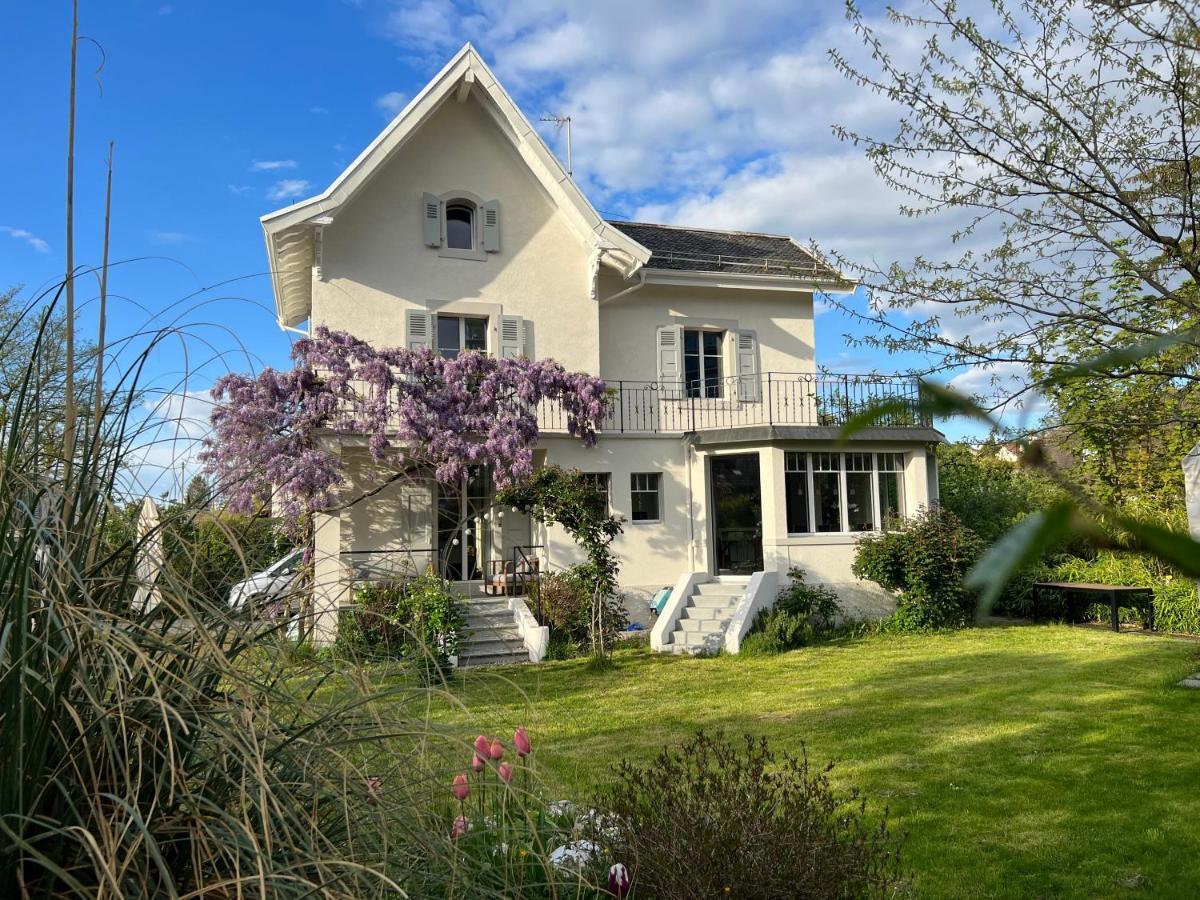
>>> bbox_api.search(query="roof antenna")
[540,114,572,176]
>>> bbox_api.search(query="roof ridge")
[607,219,795,241]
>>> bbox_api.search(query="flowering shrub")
[530,565,628,659]
[592,732,905,899]
[431,728,624,898]
[201,327,608,535]
[336,568,462,679]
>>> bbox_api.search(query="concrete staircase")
[668,578,747,654]
[457,597,530,667]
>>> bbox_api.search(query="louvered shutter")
[656,325,683,399]
[406,309,434,351]
[421,192,441,247]
[482,200,501,253]
[499,315,526,359]
[735,330,761,402]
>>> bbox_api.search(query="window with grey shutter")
[405,309,434,351]
[482,200,501,253]
[499,315,526,359]
[735,330,761,402]
[656,325,683,399]
[421,192,441,247]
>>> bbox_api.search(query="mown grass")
[342,624,1200,899]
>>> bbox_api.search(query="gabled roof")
[608,221,846,284]
[261,43,651,328]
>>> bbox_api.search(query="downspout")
[684,433,698,571]
[278,321,310,337]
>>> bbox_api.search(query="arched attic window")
[445,200,475,250]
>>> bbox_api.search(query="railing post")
[766,372,773,426]
[618,381,625,433]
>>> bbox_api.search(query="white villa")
[260,45,942,663]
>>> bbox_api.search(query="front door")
[436,467,491,581]
[710,453,764,575]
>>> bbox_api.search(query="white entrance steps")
[457,597,531,667]
[651,571,780,655]
[668,578,747,654]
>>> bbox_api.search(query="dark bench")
[1032,582,1155,632]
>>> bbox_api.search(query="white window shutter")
[499,315,526,358]
[421,192,441,247]
[406,309,434,351]
[656,325,683,398]
[482,200,501,253]
[736,330,761,402]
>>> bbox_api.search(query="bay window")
[783,451,908,535]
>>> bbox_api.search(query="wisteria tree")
[200,327,609,537]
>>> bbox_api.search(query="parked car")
[228,548,304,611]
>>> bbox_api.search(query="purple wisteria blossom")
[200,327,607,534]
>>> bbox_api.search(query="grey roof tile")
[607,220,843,281]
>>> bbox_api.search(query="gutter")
[599,269,647,305]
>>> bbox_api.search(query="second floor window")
[445,201,475,250]
[437,314,488,358]
[684,329,723,398]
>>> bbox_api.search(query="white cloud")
[311,105,329,114]
[374,90,408,117]
[148,229,194,245]
[266,179,312,202]
[157,3,173,14]
[1,225,50,254]
[250,159,298,171]
[227,183,253,196]
[122,389,215,498]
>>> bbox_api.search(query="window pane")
[464,316,487,352]
[785,456,809,533]
[703,331,721,355]
[846,471,874,531]
[683,329,699,354]
[878,471,903,527]
[437,315,461,358]
[813,473,841,532]
[446,205,473,249]
[581,473,610,513]
[631,473,660,521]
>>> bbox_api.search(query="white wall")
[313,95,599,372]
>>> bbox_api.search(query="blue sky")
[2,1,1000,494]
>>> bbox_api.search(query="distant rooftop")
[607,220,845,282]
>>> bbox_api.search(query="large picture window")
[683,329,723,398]
[784,451,907,535]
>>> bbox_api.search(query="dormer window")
[422,191,501,260]
[445,202,475,250]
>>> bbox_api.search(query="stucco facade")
[263,45,941,644]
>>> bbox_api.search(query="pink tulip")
[472,753,486,773]
[451,814,470,839]
[607,863,631,897]
[365,775,382,804]
[498,761,514,783]
[514,726,532,757]
[474,734,490,757]
[489,739,504,760]
[451,773,469,801]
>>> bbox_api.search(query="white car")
[228,549,304,611]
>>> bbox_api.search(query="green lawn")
[401,625,1200,898]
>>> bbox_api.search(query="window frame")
[682,327,725,399]
[580,472,612,514]
[784,452,906,536]
[437,192,487,261]
[444,201,475,251]
[630,472,663,523]
[435,313,489,359]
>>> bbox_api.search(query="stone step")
[686,594,741,610]
[464,612,517,627]
[459,633,525,652]
[682,603,737,621]
[457,650,530,668]
[670,630,722,652]
[694,582,746,598]
[461,599,516,614]
[679,617,728,634]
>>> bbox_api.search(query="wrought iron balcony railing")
[537,372,930,435]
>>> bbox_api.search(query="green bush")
[528,564,627,657]
[853,505,985,630]
[164,513,289,605]
[593,732,905,898]
[742,568,842,655]
[338,568,463,674]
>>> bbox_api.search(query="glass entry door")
[437,467,491,580]
[710,453,764,575]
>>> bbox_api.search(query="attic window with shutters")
[423,192,501,261]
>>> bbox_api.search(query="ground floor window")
[630,472,662,522]
[784,451,907,535]
[580,472,611,513]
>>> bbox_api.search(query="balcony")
[537,373,932,436]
